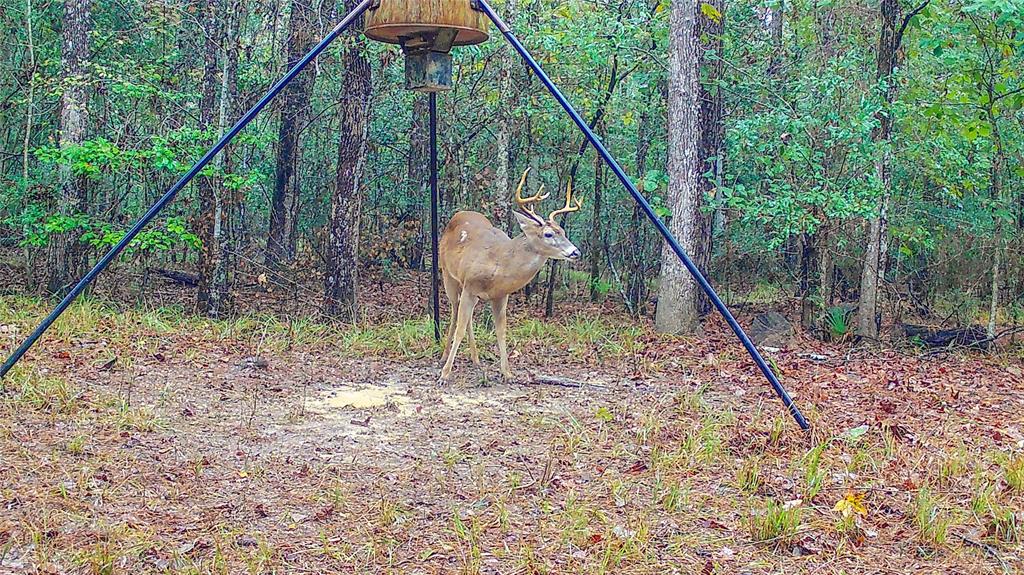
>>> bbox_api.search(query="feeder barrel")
[365,0,489,46]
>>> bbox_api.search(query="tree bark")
[324,12,371,319]
[196,0,227,316]
[266,0,317,268]
[655,0,703,334]
[696,0,724,315]
[45,0,92,296]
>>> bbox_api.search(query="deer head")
[512,168,582,261]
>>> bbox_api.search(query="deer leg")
[466,310,480,366]
[439,293,478,384]
[492,295,512,382]
[441,272,461,360]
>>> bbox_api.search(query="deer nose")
[568,249,581,260]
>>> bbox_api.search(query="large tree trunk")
[495,0,515,235]
[45,0,92,296]
[655,0,703,334]
[324,16,371,319]
[265,0,317,268]
[219,0,242,301]
[196,0,227,316]
[856,0,899,339]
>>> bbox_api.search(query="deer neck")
[498,234,548,293]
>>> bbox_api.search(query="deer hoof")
[437,373,452,386]
[500,371,514,384]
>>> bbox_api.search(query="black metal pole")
[476,0,810,430]
[429,92,441,343]
[0,0,374,380]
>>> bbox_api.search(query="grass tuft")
[914,488,951,547]
[748,498,801,546]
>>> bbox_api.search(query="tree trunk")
[196,0,226,316]
[986,103,1005,339]
[765,0,784,75]
[496,0,515,235]
[324,15,371,319]
[655,0,703,334]
[626,81,660,316]
[857,0,928,339]
[219,0,242,301]
[696,0,723,315]
[409,94,429,269]
[266,0,317,269]
[45,0,92,296]
[589,144,604,301]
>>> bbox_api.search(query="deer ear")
[514,211,543,231]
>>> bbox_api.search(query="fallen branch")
[527,374,608,389]
[153,268,200,287]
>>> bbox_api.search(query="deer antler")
[548,177,583,222]
[514,168,549,224]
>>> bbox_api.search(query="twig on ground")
[954,532,1010,574]
[526,374,609,389]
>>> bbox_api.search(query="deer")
[438,168,583,384]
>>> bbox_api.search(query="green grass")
[915,488,952,547]
[2,366,79,414]
[1,295,648,368]
[748,498,802,546]
[1004,455,1024,493]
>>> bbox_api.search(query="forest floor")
[1,271,1023,574]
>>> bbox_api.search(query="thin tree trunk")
[22,0,37,290]
[857,0,928,339]
[988,235,1001,339]
[696,0,723,315]
[324,12,371,319]
[196,0,226,316]
[266,0,317,269]
[544,53,620,318]
[986,103,1005,339]
[45,0,91,296]
[409,94,430,270]
[765,0,784,75]
[589,143,604,301]
[656,0,703,334]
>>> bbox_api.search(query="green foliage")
[823,306,852,341]
[0,0,1020,319]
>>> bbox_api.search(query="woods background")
[0,0,1021,340]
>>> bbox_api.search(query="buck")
[438,169,582,384]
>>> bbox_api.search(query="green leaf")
[700,2,723,24]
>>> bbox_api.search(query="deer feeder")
[365,0,489,92]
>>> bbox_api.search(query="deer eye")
[543,231,554,238]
